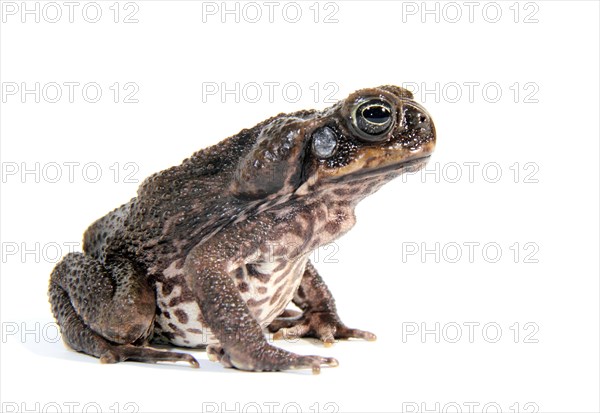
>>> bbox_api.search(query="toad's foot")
[269,310,376,347]
[209,344,338,374]
[99,344,199,368]
[207,345,234,368]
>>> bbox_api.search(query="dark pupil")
[362,105,391,124]
[355,100,393,138]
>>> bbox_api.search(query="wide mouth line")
[329,155,431,183]
[358,154,430,176]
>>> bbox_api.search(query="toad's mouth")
[356,155,430,177]
[328,155,431,183]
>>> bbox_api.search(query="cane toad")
[48,85,436,373]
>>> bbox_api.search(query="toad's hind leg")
[48,252,198,367]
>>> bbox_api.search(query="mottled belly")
[153,267,216,348]
[152,257,307,348]
[232,257,307,328]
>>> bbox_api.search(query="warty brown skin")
[48,85,436,373]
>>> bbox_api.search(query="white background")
[1,1,599,412]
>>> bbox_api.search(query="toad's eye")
[312,126,337,158]
[352,99,394,141]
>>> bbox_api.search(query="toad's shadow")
[16,317,323,375]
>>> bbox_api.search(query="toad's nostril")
[399,102,435,150]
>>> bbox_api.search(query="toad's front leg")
[268,261,376,346]
[185,244,338,373]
